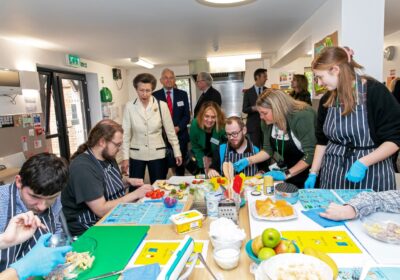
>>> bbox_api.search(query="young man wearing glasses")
[207,116,262,178]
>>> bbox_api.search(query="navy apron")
[76,149,126,231]
[223,136,258,176]
[270,123,310,188]
[0,183,56,270]
[320,75,395,191]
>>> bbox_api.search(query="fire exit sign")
[66,54,80,67]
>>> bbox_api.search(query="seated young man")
[61,119,153,236]
[208,116,262,178]
[0,153,69,271]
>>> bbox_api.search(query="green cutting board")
[73,225,149,279]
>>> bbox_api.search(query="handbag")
[156,99,176,168]
[184,150,200,175]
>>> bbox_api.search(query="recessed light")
[130,57,154,69]
[196,0,255,8]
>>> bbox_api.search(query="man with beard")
[207,116,262,178]
[61,119,153,236]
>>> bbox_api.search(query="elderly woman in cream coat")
[121,73,182,184]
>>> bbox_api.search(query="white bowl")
[213,247,240,270]
[210,235,243,250]
[255,253,333,280]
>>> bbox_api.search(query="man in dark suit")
[242,68,268,148]
[193,72,222,117]
[153,68,190,176]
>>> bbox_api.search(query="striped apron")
[0,183,57,270]
[223,136,258,176]
[76,149,126,231]
[320,76,395,191]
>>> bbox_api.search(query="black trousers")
[129,157,168,185]
[175,142,188,176]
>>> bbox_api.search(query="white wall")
[0,38,128,125]
[273,0,341,65]
[267,56,313,87]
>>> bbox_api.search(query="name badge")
[210,137,219,145]
[177,101,184,107]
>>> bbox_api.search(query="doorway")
[38,68,91,160]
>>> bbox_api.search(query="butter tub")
[170,210,204,234]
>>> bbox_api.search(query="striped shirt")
[347,190,400,217]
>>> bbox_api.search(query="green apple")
[262,228,281,248]
[274,239,296,254]
[251,235,264,257]
[258,247,276,261]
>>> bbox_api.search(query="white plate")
[250,201,297,221]
[255,253,333,280]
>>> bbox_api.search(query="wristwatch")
[284,169,292,179]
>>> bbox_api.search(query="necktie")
[166,90,173,116]
[258,87,262,95]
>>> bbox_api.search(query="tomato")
[145,192,152,198]
[151,192,158,199]
[160,191,165,196]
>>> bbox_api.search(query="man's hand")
[233,158,250,172]
[132,184,154,201]
[121,160,129,175]
[0,211,46,249]
[126,178,144,186]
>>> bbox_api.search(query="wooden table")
[145,204,253,279]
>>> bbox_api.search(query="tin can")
[263,175,274,195]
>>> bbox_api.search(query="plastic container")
[360,212,400,244]
[170,210,203,234]
[210,235,243,250]
[274,183,299,204]
[163,196,178,208]
[205,192,221,218]
[213,247,240,270]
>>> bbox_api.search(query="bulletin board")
[0,113,47,158]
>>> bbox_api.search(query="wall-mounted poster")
[313,31,338,96]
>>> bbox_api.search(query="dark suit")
[153,88,190,175]
[193,86,222,117]
[242,85,266,148]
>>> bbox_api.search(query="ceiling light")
[1,36,58,49]
[307,50,313,56]
[196,0,255,8]
[130,57,154,69]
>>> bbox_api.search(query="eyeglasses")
[109,140,123,148]
[226,130,242,139]
[196,80,205,83]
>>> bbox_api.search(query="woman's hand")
[175,156,183,166]
[264,170,286,181]
[345,160,368,183]
[0,211,46,249]
[121,160,129,175]
[304,173,317,189]
[207,169,221,178]
[319,203,356,221]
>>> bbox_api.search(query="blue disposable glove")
[345,160,368,183]
[10,233,72,280]
[233,158,250,172]
[304,173,317,189]
[264,170,286,181]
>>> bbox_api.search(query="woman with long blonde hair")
[234,89,317,188]
[189,101,226,174]
[305,46,400,191]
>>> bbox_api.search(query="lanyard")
[274,126,285,160]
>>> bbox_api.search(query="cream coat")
[122,97,181,161]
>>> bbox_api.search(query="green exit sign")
[66,54,80,67]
